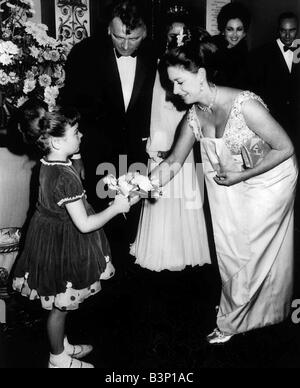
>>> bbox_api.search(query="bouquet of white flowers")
[103,172,162,199]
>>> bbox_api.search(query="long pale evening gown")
[130,72,211,271]
[188,91,298,334]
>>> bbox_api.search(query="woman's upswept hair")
[160,27,219,83]
[18,99,80,154]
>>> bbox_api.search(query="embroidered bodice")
[187,91,268,155]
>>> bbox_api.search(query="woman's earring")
[199,81,204,92]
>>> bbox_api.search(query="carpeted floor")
[1,232,300,369]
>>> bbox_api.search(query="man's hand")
[72,158,86,180]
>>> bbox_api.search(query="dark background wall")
[88,0,206,39]
[161,0,300,50]
[235,0,300,49]
[156,0,300,49]
[80,0,207,39]
[41,0,300,50]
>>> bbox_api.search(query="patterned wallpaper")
[55,0,90,47]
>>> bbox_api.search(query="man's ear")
[108,25,111,36]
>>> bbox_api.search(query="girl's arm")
[149,117,196,187]
[215,99,295,186]
[65,194,130,233]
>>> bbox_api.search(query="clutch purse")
[241,136,271,169]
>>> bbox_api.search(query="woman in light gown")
[149,29,298,343]
[130,9,211,271]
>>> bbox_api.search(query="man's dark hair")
[106,0,148,33]
[278,12,299,27]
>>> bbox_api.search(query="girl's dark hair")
[18,99,80,154]
[160,28,218,83]
[217,2,251,33]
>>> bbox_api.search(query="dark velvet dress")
[13,158,110,311]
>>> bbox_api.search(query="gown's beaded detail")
[188,91,269,155]
[223,91,268,155]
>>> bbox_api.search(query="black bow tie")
[283,45,297,52]
[115,50,137,58]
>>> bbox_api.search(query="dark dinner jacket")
[247,41,300,146]
[61,35,157,171]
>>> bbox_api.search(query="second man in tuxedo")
[247,12,300,152]
[60,0,157,279]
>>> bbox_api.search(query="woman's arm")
[149,117,196,186]
[65,194,130,233]
[215,99,295,186]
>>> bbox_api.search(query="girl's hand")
[213,171,244,186]
[129,193,141,206]
[112,194,131,214]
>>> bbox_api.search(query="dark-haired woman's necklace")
[197,84,217,113]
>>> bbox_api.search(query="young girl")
[13,101,131,368]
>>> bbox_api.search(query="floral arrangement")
[103,172,162,199]
[0,0,69,117]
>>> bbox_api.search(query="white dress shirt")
[115,52,137,111]
[277,38,296,73]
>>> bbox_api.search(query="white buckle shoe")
[48,356,94,368]
[67,344,93,359]
[206,328,233,345]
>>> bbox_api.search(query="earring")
[199,81,204,92]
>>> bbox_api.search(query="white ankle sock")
[63,336,73,353]
[49,350,71,367]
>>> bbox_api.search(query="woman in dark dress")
[212,2,251,89]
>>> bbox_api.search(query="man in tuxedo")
[60,0,157,279]
[247,12,300,152]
